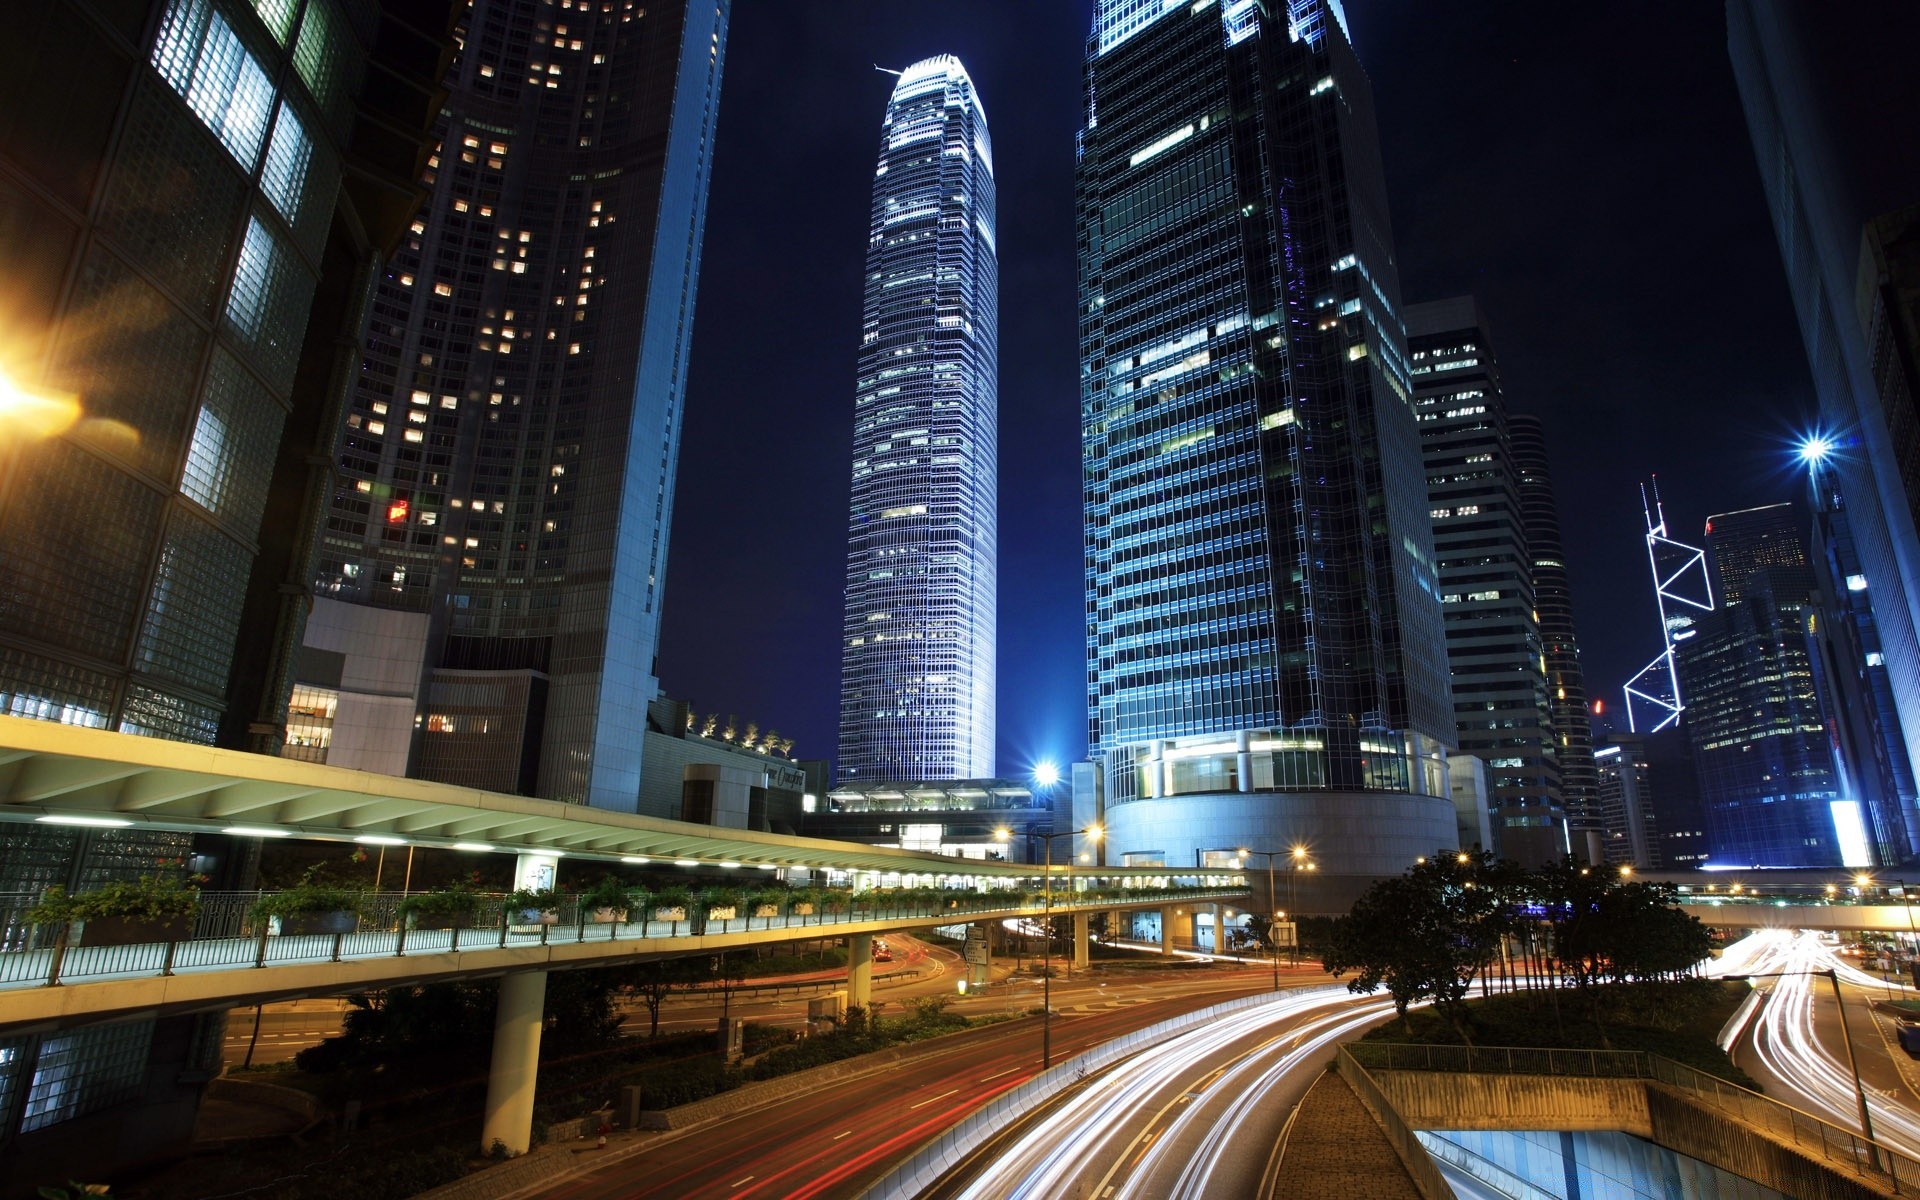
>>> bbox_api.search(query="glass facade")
[838,57,997,783]
[1508,413,1601,856]
[1410,299,1565,868]
[1079,0,1455,873]
[309,0,731,807]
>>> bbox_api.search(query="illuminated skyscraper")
[1079,0,1456,889]
[1409,299,1565,867]
[837,56,997,784]
[304,0,730,810]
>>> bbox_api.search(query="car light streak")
[1713,929,1920,1157]
[954,986,1394,1199]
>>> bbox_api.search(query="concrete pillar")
[1160,907,1175,955]
[480,970,547,1155]
[1212,903,1225,955]
[847,932,873,1010]
[1072,912,1090,970]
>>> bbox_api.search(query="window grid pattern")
[225,210,314,390]
[293,0,361,138]
[1080,1,1450,806]
[152,0,276,170]
[0,648,115,731]
[50,249,208,480]
[180,349,286,530]
[838,56,998,784]
[262,98,339,260]
[120,685,222,743]
[0,440,165,663]
[135,513,253,695]
[97,81,247,314]
[19,1021,155,1133]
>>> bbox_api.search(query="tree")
[1324,851,1505,1042]
[625,957,712,1038]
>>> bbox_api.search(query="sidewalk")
[1267,1068,1423,1200]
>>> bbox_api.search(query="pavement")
[1267,1068,1424,1200]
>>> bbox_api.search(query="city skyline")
[659,1,1860,777]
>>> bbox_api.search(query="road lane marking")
[908,1088,959,1110]
[979,1067,1018,1081]
[730,1176,754,1188]
[833,1130,852,1140]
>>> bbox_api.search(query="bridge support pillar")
[1159,907,1175,955]
[480,969,547,1155]
[847,933,873,1011]
[1072,912,1090,970]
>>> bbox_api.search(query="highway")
[933,986,1395,1200]
[1716,928,1920,1156]
[531,961,1298,1199]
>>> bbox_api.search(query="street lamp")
[1726,968,1880,1167]
[995,823,1102,1068]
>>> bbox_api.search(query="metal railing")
[0,885,1243,992]
[1346,1041,1920,1192]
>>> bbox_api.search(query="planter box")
[590,907,624,924]
[792,903,815,916]
[511,908,560,926]
[752,904,780,919]
[277,911,358,937]
[707,906,737,921]
[407,912,477,931]
[76,915,194,947]
[654,907,687,922]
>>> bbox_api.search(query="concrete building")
[837,56,998,784]
[804,779,1049,861]
[639,697,810,834]
[301,0,731,810]
[1594,733,1661,869]
[0,0,455,1182]
[1409,297,1564,867]
[1727,0,1920,838]
[1077,0,1457,905]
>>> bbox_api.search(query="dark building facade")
[1728,0,1920,826]
[301,0,731,810]
[0,0,454,1183]
[1594,732,1661,869]
[1679,503,1852,867]
[1078,0,1456,890]
[1409,298,1563,867]
[1509,413,1602,860]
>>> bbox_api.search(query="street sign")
[965,924,989,966]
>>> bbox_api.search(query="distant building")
[1594,733,1661,869]
[1509,413,1603,861]
[804,779,1048,861]
[1678,503,1853,866]
[301,0,731,810]
[1448,754,1495,855]
[1409,297,1564,867]
[1728,0,1920,828]
[0,0,454,1182]
[1078,0,1457,893]
[837,56,998,784]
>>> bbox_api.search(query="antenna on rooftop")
[874,64,903,77]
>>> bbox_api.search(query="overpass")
[0,716,1248,1152]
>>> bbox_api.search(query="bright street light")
[0,367,81,440]
[1033,760,1061,789]
[1798,434,1835,465]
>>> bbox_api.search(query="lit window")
[152,0,275,168]
[260,102,312,223]
[226,216,282,337]
[180,405,231,511]
[1848,574,1869,592]
[403,428,424,443]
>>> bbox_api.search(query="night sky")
[656,1,1819,778]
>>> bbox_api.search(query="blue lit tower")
[837,58,998,784]
[1079,0,1457,892]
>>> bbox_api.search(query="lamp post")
[1728,968,1880,1167]
[996,823,1102,1069]
[1236,848,1286,991]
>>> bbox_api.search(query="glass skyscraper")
[1409,298,1565,867]
[1079,0,1456,885]
[837,56,997,784]
[305,0,730,809]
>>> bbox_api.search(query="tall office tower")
[1079,0,1456,892]
[0,0,453,1180]
[837,56,997,784]
[1806,450,1919,862]
[1728,0,1920,812]
[1593,733,1662,869]
[1509,413,1602,859]
[305,0,730,809]
[1678,502,1856,866]
[1409,298,1564,868]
